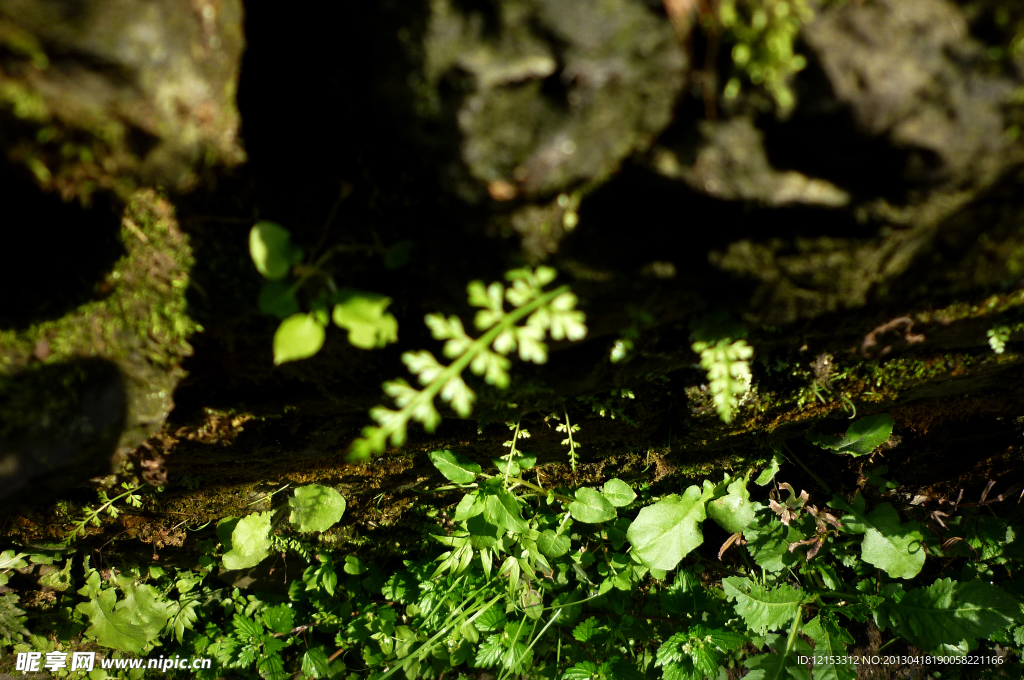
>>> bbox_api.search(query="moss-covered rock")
[0,0,245,201]
[0,190,199,498]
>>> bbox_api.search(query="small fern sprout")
[692,338,754,424]
[554,408,581,471]
[350,267,586,461]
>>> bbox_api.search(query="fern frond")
[349,267,586,461]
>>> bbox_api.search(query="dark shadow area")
[0,161,123,330]
[0,357,126,507]
[760,55,922,202]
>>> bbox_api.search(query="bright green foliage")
[288,484,346,533]
[330,289,398,349]
[249,222,399,360]
[221,512,273,570]
[0,551,27,588]
[831,495,926,579]
[988,325,1011,354]
[627,485,709,570]
[811,414,894,457]
[602,478,637,507]
[803,615,855,680]
[882,578,1018,654]
[744,515,802,572]
[723,578,805,635]
[568,487,616,523]
[707,474,759,534]
[249,221,302,281]
[350,267,586,460]
[272,313,325,365]
[718,0,814,114]
[743,632,812,680]
[429,449,481,484]
[63,483,144,543]
[6,419,1024,679]
[692,338,753,423]
[76,571,173,653]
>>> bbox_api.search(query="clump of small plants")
[2,414,1022,680]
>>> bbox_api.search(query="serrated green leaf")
[263,604,295,634]
[475,607,507,632]
[627,485,708,571]
[429,449,481,484]
[562,661,601,680]
[331,289,398,349]
[602,479,637,507]
[569,487,617,523]
[76,573,172,654]
[723,577,805,635]
[222,512,273,570]
[258,653,287,680]
[301,648,331,678]
[744,515,802,575]
[811,414,894,457]
[0,592,28,643]
[289,484,346,533]
[76,586,150,653]
[885,578,1018,654]
[803,616,855,680]
[572,617,606,642]
[707,476,758,534]
[250,221,301,281]
[273,313,326,365]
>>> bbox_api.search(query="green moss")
[0,81,49,121]
[0,190,199,451]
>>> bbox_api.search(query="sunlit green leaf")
[602,478,637,507]
[569,487,616,523]
[273,313,326,365]
[723,577,804,635]
[707,476,758,534]
[537,529,570,558]
[832,496,925,579]
[883,578,1018,654]
[222,511,273,570]
[331,289,398,349]
[263,604,295,635]
[301,648,331,679]
[628,485,708,571]
[289,485,346,533]
[250,221,301,281]
[811,414,894,457]
[429,450,480,484]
